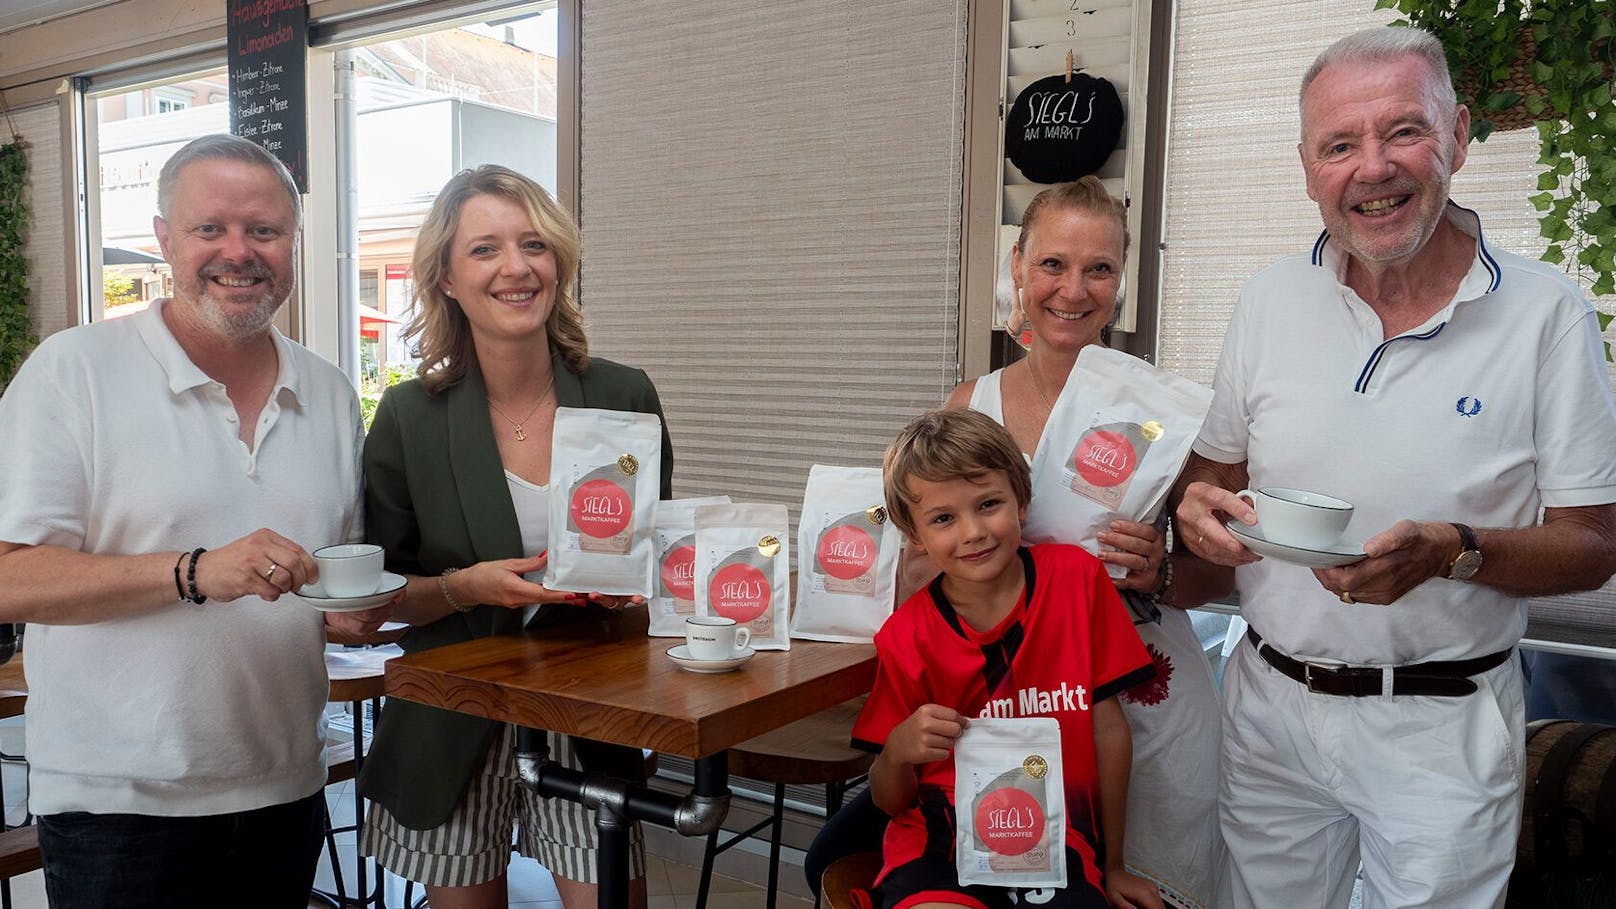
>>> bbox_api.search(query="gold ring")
[1339,590,1354,604]
[265,562,279,581]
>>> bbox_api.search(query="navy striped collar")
[1310,200,1502,296]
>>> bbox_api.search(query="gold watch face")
[1450,550,1482,581]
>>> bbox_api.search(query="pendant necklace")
[1028,356,1056,415]
[488,372,557,442]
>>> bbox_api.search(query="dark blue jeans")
[37,790,324,909]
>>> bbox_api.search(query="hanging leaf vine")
[0,139,31,394]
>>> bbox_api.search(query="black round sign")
[1004,72,1124,184]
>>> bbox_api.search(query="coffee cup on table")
[685,615,751,661]
[1235,487,1353,549]
[312,543,384,597]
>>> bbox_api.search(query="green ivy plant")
[0,139,31,394]
[1376,0,1616,310]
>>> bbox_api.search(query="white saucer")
[666,644,755,674]
[1226,520,1366,569]
[297,571,407,612]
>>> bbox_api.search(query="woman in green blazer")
[357,165,672,909]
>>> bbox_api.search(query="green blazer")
[356,351,674,830]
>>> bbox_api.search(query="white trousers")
[1218,639,1523,909]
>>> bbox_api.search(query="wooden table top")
[385,611,876,759]
[0,654,24,721]
[326,645,401,703]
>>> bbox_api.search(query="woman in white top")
[945,177,1231,909]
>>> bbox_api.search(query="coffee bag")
[648,496,732,637]
[694,503,791,651]
[1025,346,1212,577]
[792,465,900,643]
[544,407,662,596]
[954,717,1066,888]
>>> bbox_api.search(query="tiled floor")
[0,715,809,909]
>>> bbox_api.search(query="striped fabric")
[362,726,646,887]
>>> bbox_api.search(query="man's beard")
[186,267,288,342]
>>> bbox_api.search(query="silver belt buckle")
[1303,661,1334,693]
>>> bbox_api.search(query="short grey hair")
[1300,26,1457,118]
[156,133,302,226]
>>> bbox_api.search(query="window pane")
[93,67,229,321]
[348,5,558,393]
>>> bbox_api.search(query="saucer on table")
[297,571,407,612]
[1225,520,1366,569]
[666,644,755,674]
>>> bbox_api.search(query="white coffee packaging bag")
[954,717,1066,889]
[1025,346,1212,577]
[694,503,791,651]
[648,496,732,637]
[791,465,900,644]
[543,406,662,597]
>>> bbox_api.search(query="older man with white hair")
[0,133,386,908]
[1176,27,1616,909]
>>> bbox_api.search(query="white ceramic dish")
[666,644,755,674]
[1226,520,1366,569]
[297,571,406,612]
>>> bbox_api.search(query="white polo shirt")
[1195,204,1616,664]
[0,300,362,816]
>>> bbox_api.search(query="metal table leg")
[516,727,732,909]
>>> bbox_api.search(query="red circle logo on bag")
[661,545,697,600]
[710,563,770,622]
[974,786,1045,856]
[570,479,632,538]
[1072,430,1135,488]
[817,525,876,580]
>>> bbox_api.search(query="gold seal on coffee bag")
[1023,754,1049,780]
[866,505,887,526]
[1140,420,1164,442]
[617,454,639,476]
[757,535,781,558]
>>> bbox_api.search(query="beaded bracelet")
[172,552,189,602]
[1153,551,1176,599]
[184,547,208,605]
[440,567,473,613]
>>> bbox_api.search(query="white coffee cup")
[686,615,751,661]
[313,543,385,597]
[1235,487,1354,549]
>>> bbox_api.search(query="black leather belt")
[1246,627,1510,697]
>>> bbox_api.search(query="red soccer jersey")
[852,543,1154,895]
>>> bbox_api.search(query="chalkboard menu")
[228,0,309,192]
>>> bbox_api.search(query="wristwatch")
[1446,523,1482,581]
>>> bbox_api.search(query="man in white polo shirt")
[1176,27,1616,909]
[0,134,387,908]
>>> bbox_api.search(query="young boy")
[853,409,1163,909]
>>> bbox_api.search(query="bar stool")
[316,642,400,908]
[696,696,873,909]
[821,851,881,909]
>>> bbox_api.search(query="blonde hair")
[882,409,1033,541]
[404,166,589,394]
[1015,176,1130,257]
